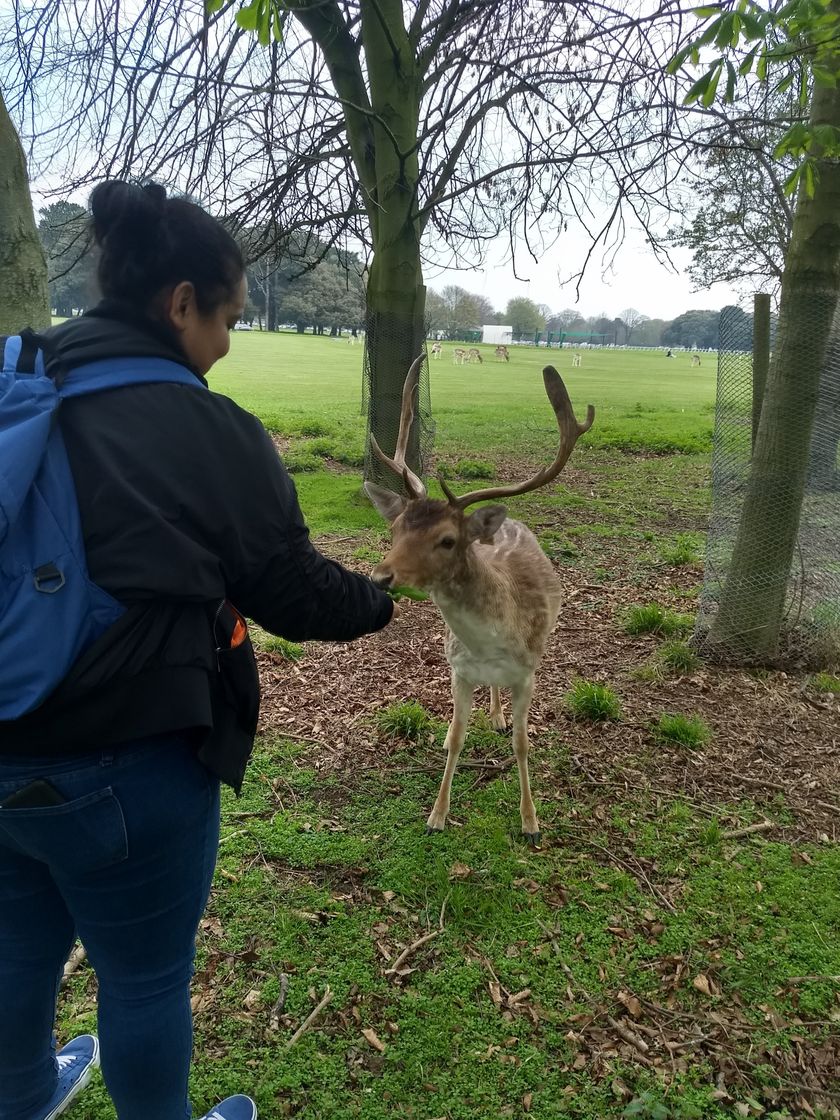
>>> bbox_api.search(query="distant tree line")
[36,205,756,349]
[425,288,769,350]
[36,202,365,335]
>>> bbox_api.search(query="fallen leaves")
[448,861,473,881]
[692,973,720,997]
[361,1027,386,1053]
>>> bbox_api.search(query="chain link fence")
[696,303,840,667]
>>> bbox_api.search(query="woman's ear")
[165,281,197,331]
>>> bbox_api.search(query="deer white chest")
[433,597,534,687]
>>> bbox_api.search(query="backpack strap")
[2,330,48,376]
[57,357,207,398]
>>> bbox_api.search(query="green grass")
[813,671,840,693]
[376,700,434,739]
[657,640,701,674]
[58,739,840,1119]
[54,333,840,1118]
[654,712,711,748]
[454,457,495,479]
[624,604,695,637]
[658,532,703,566]
[565,679,623,720]
[209,333,717,457]
[257,634,305,660]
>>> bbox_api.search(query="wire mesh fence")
[696,302,840,668]
[360,301,435,490]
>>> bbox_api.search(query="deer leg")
[426,672,474,834]
[489,686,507,732]
[510,676,540,845]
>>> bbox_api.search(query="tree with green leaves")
[661,309,720,349]
[2,0,691,477]
[437,286,482,339]
[668,93,795,296]
[278,258,365,334]
[38,201,96,316]
[672,0,840,659]
[506,297,546,338]
[0,89,49,332]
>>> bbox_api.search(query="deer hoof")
[523,831,542,847]
[424,825,444,836]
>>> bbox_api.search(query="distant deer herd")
[431,342,509,363]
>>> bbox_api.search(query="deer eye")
[437,536,456,550]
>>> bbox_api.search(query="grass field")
[209,335,717,458]
[58,333,840,1120]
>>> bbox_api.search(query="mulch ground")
[255,537,839,844]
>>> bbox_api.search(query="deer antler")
[439,366,594,510]
[368,354,427,499]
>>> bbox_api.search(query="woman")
[0,181,394,1120]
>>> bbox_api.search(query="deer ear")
[465,505,507,542]
[364,482,407,523]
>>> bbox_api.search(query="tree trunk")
[364,234,427,486]
[710,78,840,659]
[809,314,840,489]
[359,0,427,484]
[287,0,430,485]
[0,91,50,333]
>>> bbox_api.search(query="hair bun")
[90,179,168,247]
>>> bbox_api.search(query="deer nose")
[372,570,394,590]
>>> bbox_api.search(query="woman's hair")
[89,181,244,315]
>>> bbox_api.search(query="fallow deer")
[431,341,442,359]
[467,347,483,364]
[452,348,467,365]
[365,358,594,844]
[495,345,510,362]
[572,352,582,368]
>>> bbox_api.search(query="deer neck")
[430,542,505,619]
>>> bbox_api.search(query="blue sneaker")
[41,1035,100,1120]
[199,1098,257,1120]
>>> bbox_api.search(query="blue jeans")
[0,734,221,1120]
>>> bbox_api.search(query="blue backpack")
[0,330,205,719]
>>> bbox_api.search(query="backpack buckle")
[33,563,66,594]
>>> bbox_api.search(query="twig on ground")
[269,973,291,1030]
[397,756,515,775]
[607,1015,650,1054]
[276,733,333,752]
[786,974,840,984]
[61,944,87,986]
[285,986,333,1049]
[385,931,439,976]
[722,820,774,840]
[439,889,452,931]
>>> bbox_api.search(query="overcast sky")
[424,223,744,322]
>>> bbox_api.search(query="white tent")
[482,324,513,345]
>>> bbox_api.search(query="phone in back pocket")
[0,779,66,809]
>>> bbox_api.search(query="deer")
[571,352,582,368]
[431,341,442,359]
[364,357,595,845]
[494,345,510,362]
[452,348,467,365]
[467,347,483,364]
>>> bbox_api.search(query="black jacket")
[0,303,392,787]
